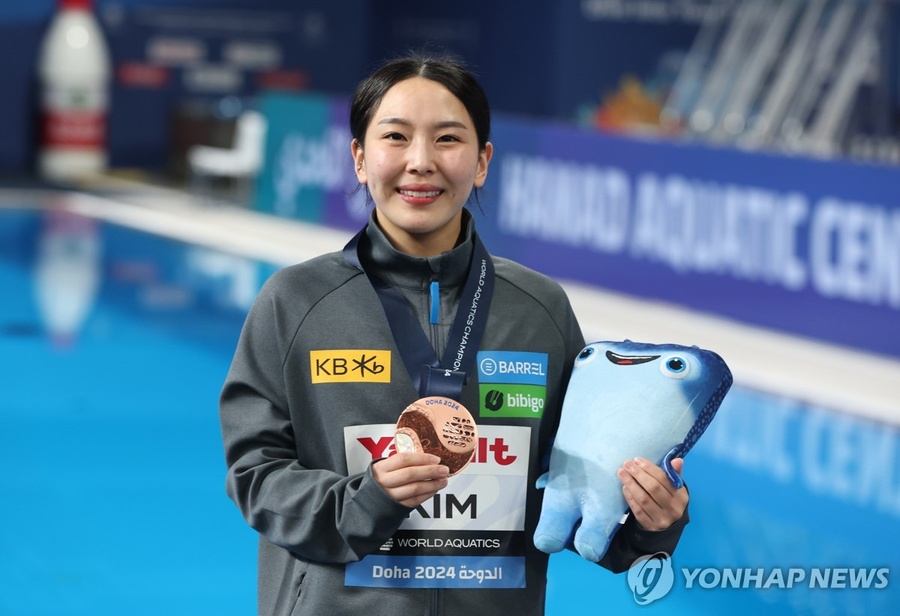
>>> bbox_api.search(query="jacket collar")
[360,210,475,291]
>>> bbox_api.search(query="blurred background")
[1,0,899,174]
[1,1,899,615]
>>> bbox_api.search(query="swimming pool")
[0,205,260,615]
[1,197,897,615]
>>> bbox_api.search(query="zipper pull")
[429,279,440,324]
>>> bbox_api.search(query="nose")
[406,138,435,175]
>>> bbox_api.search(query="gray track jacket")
[219,214,688,615]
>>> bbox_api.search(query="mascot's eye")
[660,355,690,379]
[576,346,598,364]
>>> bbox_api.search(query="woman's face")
[352,77,492,257]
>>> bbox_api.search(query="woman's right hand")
[372,453,450,507]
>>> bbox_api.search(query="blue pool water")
[0,208,259,615]
[1,206,897,615]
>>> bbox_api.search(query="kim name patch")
[310,350,391,383]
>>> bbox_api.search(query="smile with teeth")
[399,189,442,198]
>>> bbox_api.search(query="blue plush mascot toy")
[534,340,733,562]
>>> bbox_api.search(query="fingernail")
[623,460,635,471]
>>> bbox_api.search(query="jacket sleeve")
[218,277,411,564]
[598,505,690,573]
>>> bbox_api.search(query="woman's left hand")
[616,457,689,531]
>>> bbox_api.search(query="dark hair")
[349,53,491,151]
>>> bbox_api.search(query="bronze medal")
[395,396,478,476]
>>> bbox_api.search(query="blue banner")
[255,92,369,229]
[345,555,525,589]
[476,117,900,358]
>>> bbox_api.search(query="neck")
[375,212,464,257]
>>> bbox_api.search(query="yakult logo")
[356,435,517,466]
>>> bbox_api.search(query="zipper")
[429,278,440,325]
[425,281,443,614]
[429,277,441,354]
[426,588,440,615]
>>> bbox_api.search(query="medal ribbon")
[342,225,494,401]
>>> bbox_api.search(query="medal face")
[395,396,478,476]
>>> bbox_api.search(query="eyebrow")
[375,117,469,130]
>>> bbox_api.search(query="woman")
[219,53,689,616]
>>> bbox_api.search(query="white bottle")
[34,210,102,348]
[37,0,112,181]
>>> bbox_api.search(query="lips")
[397,184,443,204]
[399,189,442,198]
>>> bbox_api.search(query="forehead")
[370,77,473,127]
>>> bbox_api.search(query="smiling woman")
[351,75,492,257]
[218,53,690,616]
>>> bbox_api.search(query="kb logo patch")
[310,350,391,383]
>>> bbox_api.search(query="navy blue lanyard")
[342,225,494,401]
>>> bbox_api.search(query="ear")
[351,139,367,184]
[473,141,493,188]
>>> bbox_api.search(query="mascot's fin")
[659,367,733,490]
[536,472,549,490]
[662,445,685,489]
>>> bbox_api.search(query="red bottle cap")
[59,0,93,10]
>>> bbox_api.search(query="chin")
[396,214,452,234]
[377,206,463,243]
